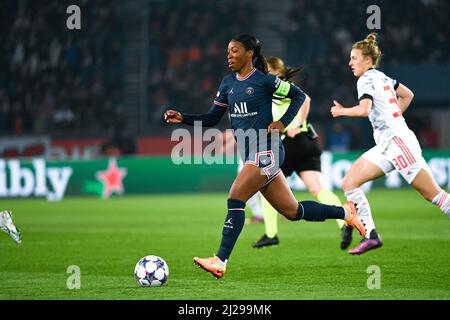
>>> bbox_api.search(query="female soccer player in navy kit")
[165,34,365,279]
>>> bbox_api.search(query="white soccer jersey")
[358,69,432,184]
[357,68,410,149]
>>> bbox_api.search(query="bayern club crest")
[246,87,254,95]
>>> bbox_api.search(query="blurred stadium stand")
[0,0,449,159]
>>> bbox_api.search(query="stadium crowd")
[282,0,449,149]
[0,0,124,136]
[148,0,447,149]
[0,0,447,150]
[147,0,255,124]
[284,0,449,106]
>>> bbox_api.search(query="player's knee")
[280,207,297,220]
[307,186,321,197]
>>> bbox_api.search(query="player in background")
[165,34,365,279]
[0,210,22,244]
[331,33,450,255]
[252,56,346,249]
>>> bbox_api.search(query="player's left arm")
[395,83,414,113]
[286,94,311,138]
[330,99,372,118]
[294,94,311,125]
[268,78,306,132]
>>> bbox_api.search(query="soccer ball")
[134,255,169,287]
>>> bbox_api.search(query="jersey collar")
[236,67,257,81]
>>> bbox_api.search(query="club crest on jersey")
[246,87,254,95]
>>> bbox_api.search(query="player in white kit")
[331,33,450,254]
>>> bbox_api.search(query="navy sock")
[216,199,246,261]
[293,201,345,221]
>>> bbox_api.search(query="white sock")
[216,256,227,265]
[0,211,18,232]
[247,192,263,219]
[432,190,450,217]
[345,188,376,239]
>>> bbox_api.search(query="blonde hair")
[266,56,285,73]
[352,33,382,67]
[266,56,301,85]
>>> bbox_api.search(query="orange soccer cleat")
[193,255,227,279]
[342,201,366,238]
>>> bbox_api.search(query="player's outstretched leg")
[0,210,22,244]
[345,188,382,255]
[261,174,366,237]
[299,171,346,246]
[317,189,345,227]
[316,188,348,247]
[286,200,366,237]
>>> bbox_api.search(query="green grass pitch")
[0,189,449,300]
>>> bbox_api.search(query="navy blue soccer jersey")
[183,68,305,132]
[215,68,285,131]
[181,68,305,179]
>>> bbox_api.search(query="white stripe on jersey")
[357,69,410,149]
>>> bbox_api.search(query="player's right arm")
[331,74,373,118]
[164,105,227,127]
[395,83,414,113]
[163,78,229,127]
[330,99,372,118]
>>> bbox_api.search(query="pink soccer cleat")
[348,238,383,255]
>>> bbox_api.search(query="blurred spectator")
[101,117,137,156]
[417,119,438,149]
[328,123,351,152]
[419,127,438,149]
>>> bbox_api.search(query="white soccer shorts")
[362,132,431,184]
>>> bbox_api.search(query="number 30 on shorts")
[392,155,409,170]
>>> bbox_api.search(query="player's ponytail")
[352,32,382,67]
[253,52,268,74]
[266,56,301,85]
[232,34,268,74]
